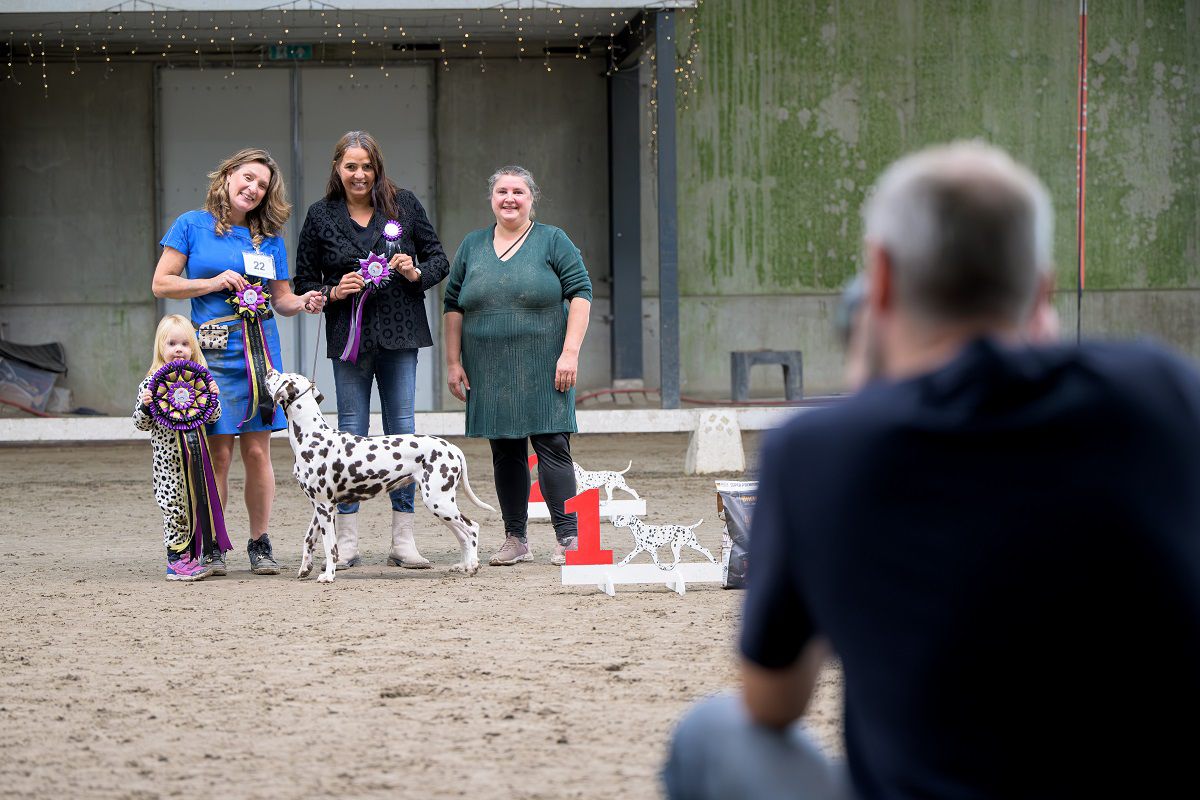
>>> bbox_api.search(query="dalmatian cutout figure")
[611,513,717,571]
[573,460,641,503]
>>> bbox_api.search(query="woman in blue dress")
[152,148,325,576]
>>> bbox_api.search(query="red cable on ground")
[0,395,52,418]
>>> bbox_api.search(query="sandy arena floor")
[0,431,842,799]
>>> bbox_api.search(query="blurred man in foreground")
[664,142,1200,799]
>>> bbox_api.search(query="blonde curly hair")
[204,148,291,249]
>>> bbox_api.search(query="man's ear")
[864,241,895,316]
[1025,271,1060,343]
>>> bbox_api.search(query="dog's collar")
[278,381,319,411]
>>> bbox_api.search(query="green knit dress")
[444,222,593,438]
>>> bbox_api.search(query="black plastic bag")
[717,481,757,589]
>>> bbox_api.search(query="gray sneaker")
[247,535,281,575]
[489,535,532,566]
[203,550,227,576]
[551,536,578,566]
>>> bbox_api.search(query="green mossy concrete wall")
[675,1,1198,393]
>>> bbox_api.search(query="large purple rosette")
[149,359,219,431]
[339,252,392,363]
[149,359,232,559]
[227,281,277,427]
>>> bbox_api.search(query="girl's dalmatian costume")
[133,376,222,556]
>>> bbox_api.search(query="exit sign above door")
[269,44,313,61]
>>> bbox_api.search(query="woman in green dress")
[443,166,593,567]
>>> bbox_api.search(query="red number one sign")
[527,454,544,502]
[564,488,612,565]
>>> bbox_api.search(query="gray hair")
[487,165,541,211]
[862,141,1053,326]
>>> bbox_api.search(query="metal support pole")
[608,62,643,386]
[290,64,305,371]
[655,10,680,409]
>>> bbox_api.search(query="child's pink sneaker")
[166,554,213,582]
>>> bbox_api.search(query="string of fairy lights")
[1,0,705,118]
[2,0,705,174]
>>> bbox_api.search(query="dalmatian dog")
[574,460,641,503]
[610,514,716,571]
[265,369,494,583]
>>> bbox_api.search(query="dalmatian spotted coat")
[574,460,640,503]
[265,369,493,583]
[611,514,716,571]
[133,376,223,552]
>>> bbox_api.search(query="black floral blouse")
[294,191,449,357]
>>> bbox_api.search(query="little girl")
[134,314,224,581]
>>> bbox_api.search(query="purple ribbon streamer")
[183,429,232,560]
[339,284,374,363]
[200,433,233,554]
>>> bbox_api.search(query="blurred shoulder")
[1074,338,1200,412]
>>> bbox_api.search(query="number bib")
[242,251,276,280]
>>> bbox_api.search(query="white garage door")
[157,63,437,413]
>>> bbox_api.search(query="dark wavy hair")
[325,130,400,220]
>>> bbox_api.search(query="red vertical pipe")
[1075,0,1089,340]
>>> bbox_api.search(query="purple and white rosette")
[227,281,277,426]
[148,359,232,559]
[229,282,270,319]
[382,219,403,258]
[339,252,392,363]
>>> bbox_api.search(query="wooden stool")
[730,350,803,402]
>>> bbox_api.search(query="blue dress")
[160,210,287,435]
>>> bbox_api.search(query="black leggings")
[489,433,578,544]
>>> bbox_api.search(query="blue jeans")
[331,348,418,514]
[663,693,855,800]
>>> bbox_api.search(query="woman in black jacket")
[294,130,449,570]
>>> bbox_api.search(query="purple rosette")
[358,251,391,288]
[148,359,231,559]
[228,281,271,318]
[149,359,219,431]
[382,219,403,261]
[339,252,392,363]
[382,219,403,243]
[226,281,276,427]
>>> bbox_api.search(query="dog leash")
[309,297,324,385]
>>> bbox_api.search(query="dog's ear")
[314,390,325,404]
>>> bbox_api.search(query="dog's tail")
[618,460,633,475]
[689,519,704,530]
[460,454,497,513]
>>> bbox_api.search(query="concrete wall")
[433,57,612,407]
[0,64,158,412]
[672,0,1200,397]
[3,1,1195,411]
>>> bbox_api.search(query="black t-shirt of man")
[742,338,1200,799]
